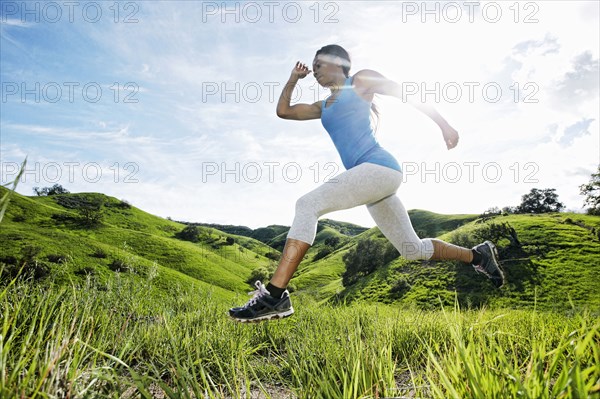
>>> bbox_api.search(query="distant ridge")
[186,219,369,248]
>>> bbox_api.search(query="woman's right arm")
[276,62,322,120]
[354,69,459,150]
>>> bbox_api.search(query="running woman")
[229,44,505,323]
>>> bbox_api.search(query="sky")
[1,0,599,229]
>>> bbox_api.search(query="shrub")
[90,248,108,258]
[75,266,96,276]
[21,245,42,265]
[448,221,521,249]
[47,254,68,264]
[342,239,386,286]
[12,214,26,222]
[246,267,271,285]
[0,247,51,281]
[118,199,132,209]
[313,245,333,261]
[324,236,340,248]
[51,213,73,223]
[176,225,200,243]
[390,276,411,297]
[54,195,105,226]
[383,242,400,263]
[479,207,502,221]
[502,206,517,214]
[0,256,18,266]
[579,165,600,215]
[109,259,131,273]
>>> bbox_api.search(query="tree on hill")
[313,236,346,261]
[76,197,105,227]
[517,188,565,214]
[342,239,386,286]
[579,165,600,215]
[176,225,201,243]
[33,184,69,196]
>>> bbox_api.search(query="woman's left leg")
[367,193,506,288]
[366,194,474,263]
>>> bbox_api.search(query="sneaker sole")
[230,307,294,323]
[484,240,506,288]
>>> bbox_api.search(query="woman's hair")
[315,44,381,134]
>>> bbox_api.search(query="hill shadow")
[453,233,541,308]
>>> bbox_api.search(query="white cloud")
[558,118,596,147]
[2,1,599,230]
[0,19,33,28]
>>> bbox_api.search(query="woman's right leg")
[269,238,310,290]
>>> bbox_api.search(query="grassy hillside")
[0,187,278,301]
[290,210,481,300]
[296,212,600,311]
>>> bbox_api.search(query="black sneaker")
[472,241,506,288]
[228,281,294,323]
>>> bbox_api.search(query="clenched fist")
[291,61,312,79]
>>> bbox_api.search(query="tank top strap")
[323,76,353,110]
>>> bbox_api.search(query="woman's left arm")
[354,69,459,150]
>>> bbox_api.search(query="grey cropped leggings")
[286,162,434,260]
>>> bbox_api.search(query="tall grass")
[0,157,27,223]
[425,304,600,398]
[1,267,598,398]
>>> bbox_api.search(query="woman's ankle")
[266,282,286,298]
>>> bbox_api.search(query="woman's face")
[312,54,346,88]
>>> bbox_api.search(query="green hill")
[0,187,278,302]
[407,209,480,237]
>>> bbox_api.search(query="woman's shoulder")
[352,69,385,86]
[351,69,384,97]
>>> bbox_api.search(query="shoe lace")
[472,264,491,277]
[243,281,270,308]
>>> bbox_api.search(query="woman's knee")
[294,194,319,219]
[287,195,320,245]
[399,239,434,260]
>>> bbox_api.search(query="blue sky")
[1,1,599,229]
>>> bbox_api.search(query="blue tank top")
[321,76,401,172]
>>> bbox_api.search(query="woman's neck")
[329,75,348,95]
